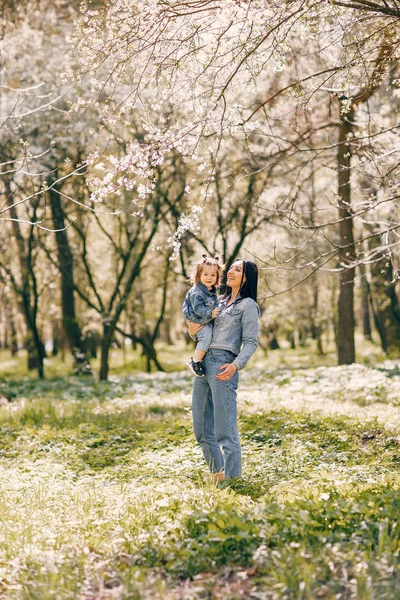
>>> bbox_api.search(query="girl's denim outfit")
[182,282,219,352]
[192,296,259,478]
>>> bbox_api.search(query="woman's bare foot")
[211,472,225,483]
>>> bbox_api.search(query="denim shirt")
[210,296,260,371]
[182,282,219,324]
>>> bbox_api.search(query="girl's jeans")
[194,322,213,353]
[192,348,241,477]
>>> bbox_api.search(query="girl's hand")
[217,363,237,381]
[187,321,203,336]
[211,307,220,318]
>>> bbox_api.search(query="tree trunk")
[97,209,162,380]
[3,174,46,378]
[7,307,19,355]
[52,320,60,356]
[48,184,91,375]
[369,258,400,352]
[311,281,324,356]
[359,263,372,341]
[139,333,165,372]
[159,318,174,345]
[298,327,306,347]
[268,324,280,350]
[11,323,17,355]
[369,291,388,353]
[335,42,393,363]
[288,332,296,349]
[100,323,113,381]
[337,106,356,365]
[389,279,400,334]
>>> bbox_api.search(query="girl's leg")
[192,374,224,473]
[206,350,241,478]
[194,324,213,361]
[193,348,206,362]
[191,324,213,369]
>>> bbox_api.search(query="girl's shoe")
[186,358,205,377]
[211,472,225,483]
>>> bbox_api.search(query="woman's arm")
[187,321,203,337]
[232,302,259,371]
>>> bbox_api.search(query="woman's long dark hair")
[223,258,258,303]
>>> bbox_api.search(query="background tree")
[1,0,399,377]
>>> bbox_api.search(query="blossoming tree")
[69,0,399,363]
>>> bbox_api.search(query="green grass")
[0,331,391,381]
[1,343,400,598]
[0,342,194,380]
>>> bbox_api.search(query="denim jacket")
[210,296,259,371]
[182,282,219,324]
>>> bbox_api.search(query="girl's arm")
[191,295,215,321]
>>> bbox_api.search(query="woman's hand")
[217,363,237,381]
[211,307,220,318]
[187,321,203,336]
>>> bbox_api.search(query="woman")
[188,258,259,482]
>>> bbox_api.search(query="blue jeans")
[192,348,241,477]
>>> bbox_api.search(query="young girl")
[182,255,222,377]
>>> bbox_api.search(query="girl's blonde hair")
[190,254,223,286]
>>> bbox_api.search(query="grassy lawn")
[1,342,400,599]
